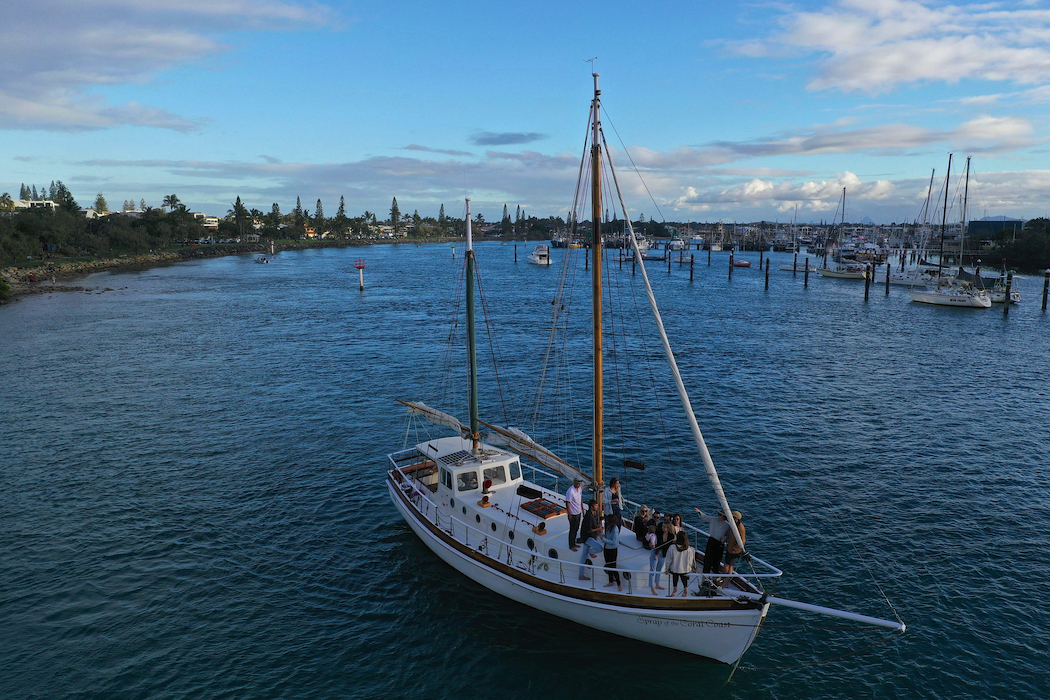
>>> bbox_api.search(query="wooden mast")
[937,154,952,281]
[465,198,480,453]
[590,73,604,501]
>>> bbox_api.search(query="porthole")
[450,498,455,508]
[476,514,481,523]
[527,538,535,550]
[491,523,497,532]
[508,531,514,540]
[548,548,558,560]
[462,506,467,514]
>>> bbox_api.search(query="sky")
[3,0,1050,224]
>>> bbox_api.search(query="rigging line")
[835,517,905,627]
[601,127,684,512]
[473,255,510,426]
[600,104,666,223]
[735,631,903,672]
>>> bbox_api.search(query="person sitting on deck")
[577,500,604,580]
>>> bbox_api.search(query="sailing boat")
[386,75,904,665]
[779,205,820,273]
[818,188,867,280]
[908,155,991,308]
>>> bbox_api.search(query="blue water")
[2,243,1048,699]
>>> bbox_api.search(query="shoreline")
[1,237,477,304]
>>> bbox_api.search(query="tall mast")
[962,156,970,274]
[938,154,952,280]
[590,72,604,498]
[465,198,480,453]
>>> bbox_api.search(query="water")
[2,244,1048,699]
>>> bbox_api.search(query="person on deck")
[723,511,745,574]
[578,500,604,580]
[604,477,623,526]
[648,520,674,595]
[602,513,622,591]
[565,477,584,552]
[662,531,697,597]
[694,507,731,582]
[632,505,651,542]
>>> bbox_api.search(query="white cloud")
[0,0,331,131]
[752,0,1050,94]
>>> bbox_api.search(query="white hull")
[527,255,552,265]
[388,479,766,664]
[818,268,866,280]
[908,288,991,308]
[989,290,1020,304]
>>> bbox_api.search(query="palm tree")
[227,196,249,238]
[163,194,180,212]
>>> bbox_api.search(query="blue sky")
[3,0,1049,224]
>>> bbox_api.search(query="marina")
[3,239,1050,697]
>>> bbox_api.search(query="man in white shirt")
[565,477,584,551]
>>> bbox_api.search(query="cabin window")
[457,471,478,492]
[441,468,452,490]
[483,465,507,487]
[509,460,521,480]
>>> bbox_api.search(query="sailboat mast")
[465,198,480,453]
[938,154,952,279]
[590,72,604,497]
[962,156,970,274]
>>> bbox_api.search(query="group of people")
[565,476,747,597]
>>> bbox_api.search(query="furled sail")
[481,421,593,487]
[398,399,471,438]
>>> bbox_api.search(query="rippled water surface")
[2,243,1049,699]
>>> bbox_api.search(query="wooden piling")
[793,252,798,275]
[1043,269,1049,311]
[690,254,694,281]
[708,248,711,266]
[585,250,589,271]
[1004,272,1013,316]
[804,264,809,287]
[729,252,734,280]
[864,265,871,301]
[759,247,764,269]
[668,251,671,274]
[885,262,890,295]
[765,258,770,290]
[632,257,635,276]
[514,244,517,263]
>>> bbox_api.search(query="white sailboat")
[387,75,905,665]
[527,243,552,266]
[908,155,990,309]
[819,189,868,280]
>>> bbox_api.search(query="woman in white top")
[662,531,697,597]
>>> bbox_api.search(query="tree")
[0,193,13,211]
[501,204,512,237]
[163,194,180,212]
[390,197,400,234]
[53,182,78,213]
[439,203,445,223]
[333,196,348,236]
[292,197,304,239]
[314,198,325,234]
[94,193,109,213]
[228,196,249,237]
[265,202,282,235]
[140,198,146,212]
[19,184,29,200]
[32,185,38,200]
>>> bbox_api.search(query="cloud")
[403,144,474,157]
[470,131,546,146]
[0,0,331,131]
[747,0,1050,94]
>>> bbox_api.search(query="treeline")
[991,218,1050,273]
